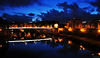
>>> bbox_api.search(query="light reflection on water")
[3,41,92,58]
[0,31,100,58]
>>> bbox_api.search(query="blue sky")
[0,0,100,22]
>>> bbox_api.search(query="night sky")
[0,0,100,23]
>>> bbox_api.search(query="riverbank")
[42,31,100,47]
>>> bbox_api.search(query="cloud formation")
[28,13,35,16]
[90,0,100,12]
[2,13,32,22]
[0,0,42,7]
[38,2,100,23]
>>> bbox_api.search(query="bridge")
[7,38,52,43]
[9,27,52,29]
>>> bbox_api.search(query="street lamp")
[54,23,58,28]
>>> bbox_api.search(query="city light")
[80,28,86,32]
[58,38,63,42]
[0,29,2,31]
[21,37,24,40]
[98,53,100,56]
[43,35,46,38]
[9,27,52,29]
[68,40,72,44]
[80,45,85,50]
[54,23,58,28]
[20,29,24,32]
[0,45,2,47]
[98,29,100,33]
[68,27,73,32]
[58,28,63,31]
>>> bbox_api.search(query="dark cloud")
[90,0,100,12]
[83,7,94,12]
[2,13,32,22]
[0,0,43,7]
[28,13,35,16]
[13,12,26,16]
[38,2,100,23]
[57,2,79,12]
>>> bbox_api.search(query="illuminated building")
[66,18,82,29]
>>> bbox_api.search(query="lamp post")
[54,23,58,28]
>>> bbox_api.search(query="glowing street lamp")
[80,28,86,33]
[98,53,100,56]
[98,29,100,33]
[68,40,72,44]
[54,23,58,28]
[68,27,73,32]
[0,29,2,31]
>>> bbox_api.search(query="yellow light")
[54,23,58,28]
[58,39,63,42]
[41,26,45,28]
[80,28,86,32]
[21,37,24,40]
[98,29,100,33]
[43,35,46,38]
[68,27,72,32]
[14,38,16,40]
[47,25,49,27]
[98,53,100,56]
[80,45,83,48]
[58,28,63,31]
[20,29,24,32]
[68,40,72,44]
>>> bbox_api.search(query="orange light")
[35,26,37,28]
[20,29,24,32]
[41,26,45,28]
[13,34,17,37]
[55,39,58,43]
[0,29,2,31]
[21,37,24,40]
[68,40,72,44]
[27,32,31,37]
[58,39,63,42]
[80,28,86,32]
[58,37,63,42]
[58,28,63,31]
[98,53,100,56]
[98,29,100,33]
[47,25,49,27]
[68,27,72,32]
[0,45,2,47]
[80,45,83,48]
[80,45,85,50]
[43,35,46,38]
[54,23,58,28]
[83,47,85,50]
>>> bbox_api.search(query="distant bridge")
[9,27,52,29]
[7,38,52,43]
